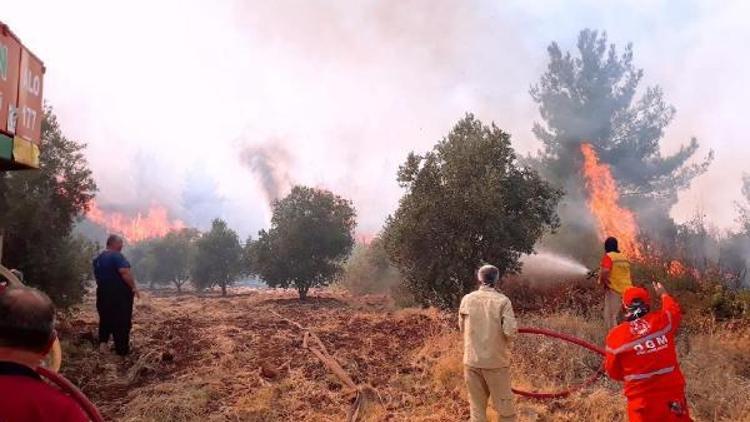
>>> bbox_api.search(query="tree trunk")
[298,286,308,301]
[221,282,227,296]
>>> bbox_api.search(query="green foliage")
[151,229,200,291]
[382,114,562,309]
[628,248,748,322]
[0,107,97,306]
[125,239,155,287]
[250,186,356,300]
[241,235,254,277]
[191,219,242,296]
[127,229,200,291]
[340,236,401,295]
[710,285,750,321]
[529,29,713,255]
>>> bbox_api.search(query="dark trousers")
[96,288,134,356]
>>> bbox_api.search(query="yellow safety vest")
[606,252,632,294]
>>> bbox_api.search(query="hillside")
[58,289,749,421]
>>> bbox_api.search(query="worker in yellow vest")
[599,237,633,329]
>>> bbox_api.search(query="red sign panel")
[0,28,21,136]
[16,48,44,145]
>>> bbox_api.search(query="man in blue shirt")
[93,235,139,356]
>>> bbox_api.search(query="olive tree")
[191,219,242,296]
[250,186,356,300]
[383,114,561,309]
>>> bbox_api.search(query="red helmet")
[622,286,651,307]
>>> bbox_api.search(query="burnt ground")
[58,290,464,421]
[56,289,750,421]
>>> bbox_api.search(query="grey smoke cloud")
[5,0,749,240]
[240,142,294,205]
[180,164,227,230]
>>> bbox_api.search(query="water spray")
[513,252,606,398]
[518,251,592,287]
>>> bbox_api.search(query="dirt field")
[57,289,750,421]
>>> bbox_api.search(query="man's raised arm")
[653,282,681,329]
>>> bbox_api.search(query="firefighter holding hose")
[599,237,633,329]
[605,282,692,421]
[459,264,518,422]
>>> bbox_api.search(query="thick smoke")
[180,164,226,229]
[240,143,294,205]
[85,152,184,217]
[16,0,747,242]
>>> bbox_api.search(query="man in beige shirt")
[459,264,518,422]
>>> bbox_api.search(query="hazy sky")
[4,0,749,237]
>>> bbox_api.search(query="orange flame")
[87,200,185,243]
[580,143,642,260]
[667,260,687,277]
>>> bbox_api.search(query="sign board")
[0,28,21,137]
[16,47,43,145]
[0,21,44,170]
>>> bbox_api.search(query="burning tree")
[383,114,561,309]
[580,143,641,259]
[529,29,713,258]
[249,186,356,301]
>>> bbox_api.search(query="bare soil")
[56,289,750,421]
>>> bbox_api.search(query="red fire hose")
[513,327,606,399]
[36,367,104,422]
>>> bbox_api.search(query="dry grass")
[57,289,750,421]
[416,311,750,422]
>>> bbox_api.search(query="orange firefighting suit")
[605,292,692,422]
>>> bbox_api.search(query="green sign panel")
[0,133,12,161]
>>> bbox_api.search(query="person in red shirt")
[605,282,692,422]
[0,285,88,422]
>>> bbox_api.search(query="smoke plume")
[240,143,294,205]
[9,0,748,242]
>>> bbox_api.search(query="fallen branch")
[271,310,384,422]
[308,345,356,389]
